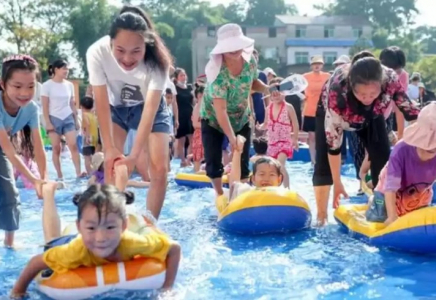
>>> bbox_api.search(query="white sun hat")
[205,23,255,83]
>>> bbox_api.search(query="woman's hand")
[45,122,54,132]
[292,137,299,151]
[333,181,348,209]
[235,135,246,153]
[34,179,47,199]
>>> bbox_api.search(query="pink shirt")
[384,70,409,118]
[14,156,40,189]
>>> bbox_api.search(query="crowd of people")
[1,4,436,298]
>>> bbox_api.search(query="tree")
[416,26,436,54]
[0,0,75,77]
[408,56,436,91]
[67,0,117,78]
[244,0,297,26]
[315,0,418,35]
[222,1,246,24]
[349,37,373,57]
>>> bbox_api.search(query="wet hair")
[348,51,383,89]
[252,157,281,176]
[194,83,204,98]
[80,96,94,110]
[47,59,68,77]
[165,88,172,95]
[173,68,186,84]
[110,5,172,72]
[72,184,135,221]
[379,46,406,70]
[1,55,38,158]
[1,55,38,92]
[253,137,268,155]
[11,125,34,159]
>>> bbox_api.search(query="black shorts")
[302,116,316,132]
[82,146,95,156]
[201,120,251,179]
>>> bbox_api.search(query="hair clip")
[2,54,37,64]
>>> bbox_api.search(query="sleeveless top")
[83,112,98,147]
[267,102,292,145]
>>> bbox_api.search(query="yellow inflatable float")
[335,180,436,253]
[216,187,311,234]
[175,173,229,188]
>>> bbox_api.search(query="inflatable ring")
[175,173,229,188]
[36,215,166,300]
[334,204,436,253]
[216,187,311,234]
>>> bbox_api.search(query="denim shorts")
[110,98,171,134]
[0,147,20,231]
[48,114,76,136]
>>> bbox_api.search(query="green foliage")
[244,0,297,26]
[407,56,436,91]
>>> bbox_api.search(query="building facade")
[191,15,372,78]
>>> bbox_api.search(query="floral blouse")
[200,56,258,133]
[320,65,420,153]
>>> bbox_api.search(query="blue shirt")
[0,91,39,135]
[252,71,268,123]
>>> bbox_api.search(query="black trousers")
[313,111,390,188]
[201,120,251,179]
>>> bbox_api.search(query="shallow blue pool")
[1,154,436,300]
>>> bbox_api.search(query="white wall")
[287,47,351,65]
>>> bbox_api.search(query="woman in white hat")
[313,51,419,226]
[302,55,330,165]
[201,23,274,196]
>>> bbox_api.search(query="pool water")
[1,154,436,300]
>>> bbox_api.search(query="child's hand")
[292,137,299,151]
[235,135,246,152]
[10,290,27,299]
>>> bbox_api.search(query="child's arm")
[162,242,181,289]
[384,192,398,225]
[127,179,150,188]
[286,103,299,149]
[191,104,201,129]
[88,175,97,186]
[11,254,48,297]
[172,100,179,131]
[256,106,269,130]
[228,136,246,199]
[114,163,129,191]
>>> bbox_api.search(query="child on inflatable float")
[11,177,180,297]
[365,102,436,225]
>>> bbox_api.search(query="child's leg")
[277,153,289,188]
[42,182,61,244]
[114,164,129,192]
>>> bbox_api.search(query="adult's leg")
[356,116,390,187]
[201,120,225,195]
[0,148,20,247]
[236,123,252,182]
[312,112,333,225]
[48,117,63,180]
[63,115,83,177]
[41,182,61,244]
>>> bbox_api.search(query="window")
[323,51,338,64]
[353,27,363,38]
[295,52,309,64]
[324,26,334,38]
[264,47,278,60]
[207,26,216,37]
[296,25,306,38]
[268,27,277,38]
[241,26,247,35]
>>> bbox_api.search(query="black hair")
[47,59,68,77]
[173,68,185,85]
[80,96,94,110]
[1,56,38,92]
[109,5,172,72]
[348,51,383,89]
[252,157,281,176]
[379,46,406,70]
[253,136,268,155]
[72,184,135,221]
[11,125,34,159]
[165,88,172,95]
[194,83,204,98]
